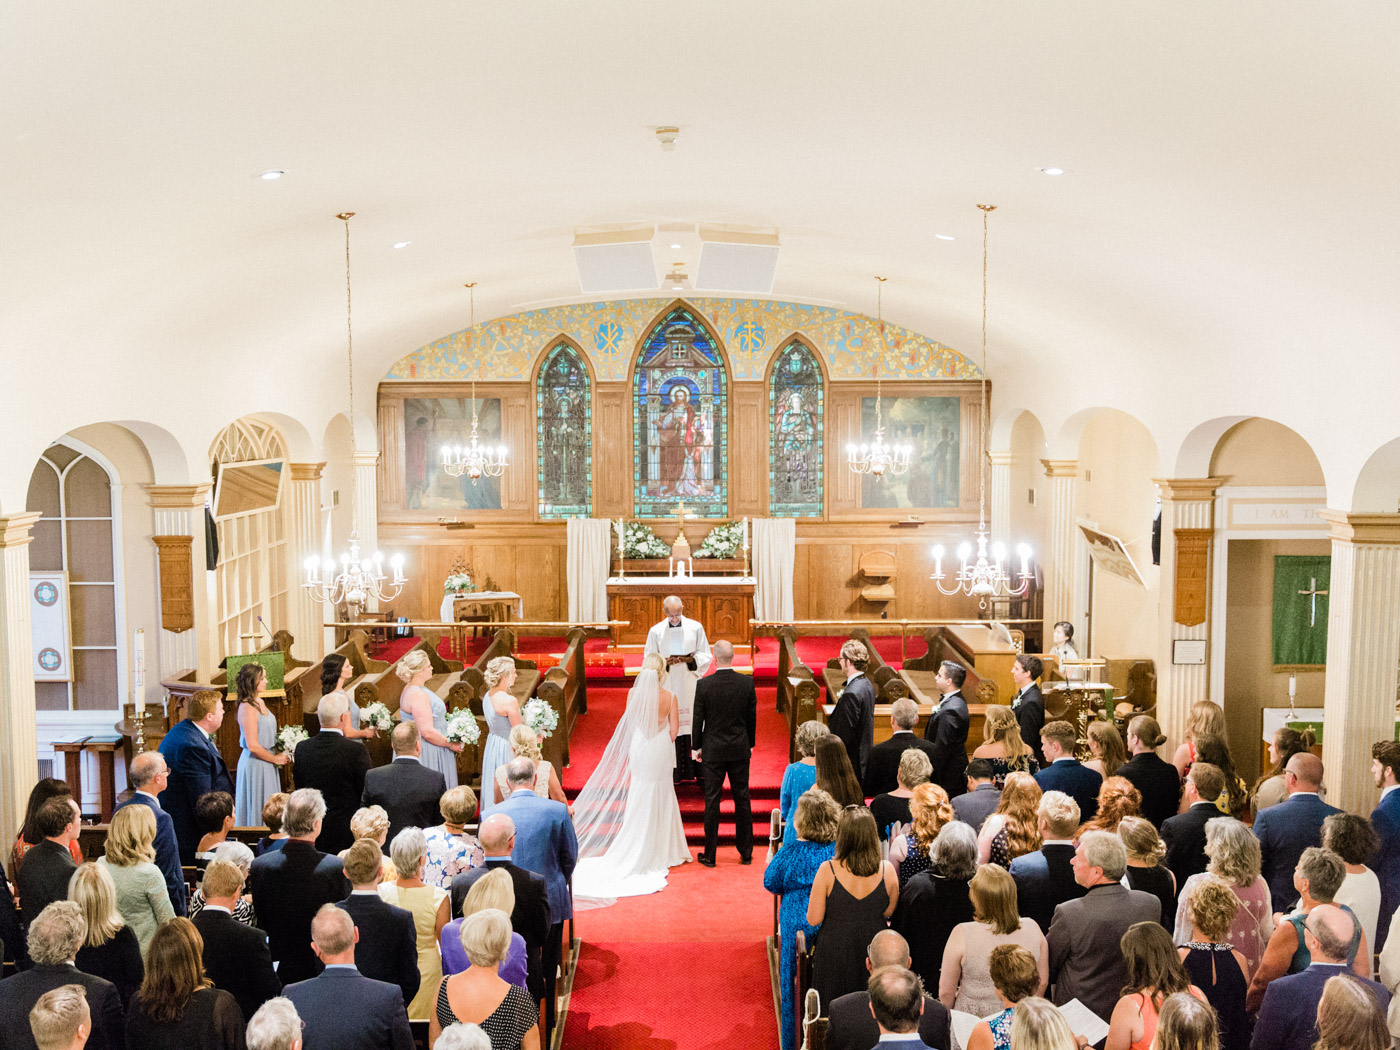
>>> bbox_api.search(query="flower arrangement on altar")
[444,570,476,595]
[619,521,671,559]
[275,725,308,755]
[522,698,560,738]
[360,701,393,732]
[444,709,481,746]
[694,520,747,558]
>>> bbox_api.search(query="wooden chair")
[794,929,816,1050]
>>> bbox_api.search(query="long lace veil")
[571,668,664,860]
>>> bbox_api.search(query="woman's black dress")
[811,863,891,1010]
[892,872,975,988]
[1183,942,1251,1050]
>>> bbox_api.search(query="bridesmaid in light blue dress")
[233,663,288,826]
[396,650,460,789]
[322,653,378,741]
[480,656,523,818]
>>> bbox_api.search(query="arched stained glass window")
[633,306,728,518]
[536,342,592,518]
[769,341,824,517]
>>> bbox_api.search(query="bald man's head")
[1287,751,1324,790]
[479,813,516,854]
[128,751,167,790]
[1305,904,1354,963]
[714,640,734,666]
[663,596,683,618]
[310,904,356,960]
[867,929,911,970]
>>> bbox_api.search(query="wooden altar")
[606,576,755,647]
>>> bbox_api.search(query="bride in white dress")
[571,653,691,904]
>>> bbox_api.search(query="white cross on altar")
[1298,576,1329,627]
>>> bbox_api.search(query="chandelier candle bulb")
[1017,544,1031,575]
[932,545,945,575]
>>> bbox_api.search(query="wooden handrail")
[323,620,627,629]
[751,618,1038,665]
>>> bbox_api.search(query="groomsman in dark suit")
[337,840,420,1006]
[157,689,234,864]
[923,661,970,798]
[114,752,187,915]
[295,693,372,855]
[829,640,878,780]
[1161,762,1225,887]
[1372,742,1400,950]
[692,640,757,866]
[361,721,447,851]
[1011,654,1046,766]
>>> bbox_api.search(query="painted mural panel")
[769,342,824,518]
[404,397,503,511]
[858,396,961,509]
[536,343,592,518]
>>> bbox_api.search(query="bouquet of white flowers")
[694,520,745,558]
[621,521,671,559]
[360,701,393,732]
[276,725,309,755]
[444,709,481,746]
[522,698,560,738]
[444,571,475,594]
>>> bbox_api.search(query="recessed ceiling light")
[669,242,683,250]
[672,284,683,291]
[393,241,412,249]
[1039,166,1066,176]
[257,169,285,180]
[935,234,955,241]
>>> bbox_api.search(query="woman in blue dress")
[233,662,288,827]
[480,656,522,818]
[763,786,839,1050]
[777,720,826,851]
[396,650,462,788]
[322,653,377,740]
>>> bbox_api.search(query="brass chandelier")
[441,282,508,483]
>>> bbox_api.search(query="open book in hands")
[949,998,1106,1050]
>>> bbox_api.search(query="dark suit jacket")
[1372,788,1400,949]
[15,839,77,930]
[1116,752,1182,828]
[496,789,578,923]
[113,793,188,916]
[1009,842,1086,934]
[1161,801,1217,888]
[1251,963,1390,1050]
[248,838,351,986]
[157,717,234,863]
[828,672,877,779]
[192,906,280,1023]
[338,891,421,1006]
[827,990,951,1050]
[0,870,23,967]
[923,692,970,798]
[294,730,372,854]
[1014,684,1046,765]
[1047,881,1162,1021]
[951,782,1002,832]
[450,858,550,1001]
[0,963,124,1050]
[361,757,447,850]
[284,966,414,1050]
[1034,759,1102,823]
[1252,792,1342,911]
[862,732,939,798]
[692,668,757,763]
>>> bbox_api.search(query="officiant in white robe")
[645,595,712,782]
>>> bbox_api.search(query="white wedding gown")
[571,670,691,904]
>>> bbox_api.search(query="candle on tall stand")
[742,516,750,577]
[1288,672,1298,719]
[615,518,626,580]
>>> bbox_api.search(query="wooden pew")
[534,628,587,774]
[776,628,822,763]
[818,628,909,708]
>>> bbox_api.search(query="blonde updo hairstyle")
[508,723,543,761]
[484,656,516,689]
[395,649,431,684]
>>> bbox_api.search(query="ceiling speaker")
[572,227,658,293]
[695,226,780,294]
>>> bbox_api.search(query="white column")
[989,451,1013,545]
[286,463,326,661]
[352,451,381,611]
[1319,512,1400,814]
[0,512,42,851]
[1154,478,1223,753]
[146,484,216,680]
[1040,460,1078,632]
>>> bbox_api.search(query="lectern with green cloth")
[1273,555,1330,667]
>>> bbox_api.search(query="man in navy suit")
[497,757,577,1034]
[1011,654,1046,766]
[1253,752,1341,911]
[1370,741,1400,950]
[828,640,878,781]
[293,693,372,854]
[923,662,970,799]
[361,721,448,850]
[866,966,937,1050]
[284,905,413,1050]
[1009,790,1087,932]
[156,689,233,864]
[1161,762,1225,887]
[1033,720,1101,821]
[113,751,187,915]
[1251,904,1390,1050]
[337,840,420,1007]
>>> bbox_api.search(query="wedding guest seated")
[18,797,82,930]
[1172,818,1276,977]
[977,772,1042,868]
[1008,791,1086,934]
[1079,775,1143,836]
[257,794,290,856]
[1153,992,1222,1050]
[69,863,143,1008]
[338,806,395,882]
[1085,720,1128,783]
[189,840,257,925]
[1323,813,1381,960]
[11,779,83,879]
[826,930,951,1050]
[96,803,173,957]
[866,966,939,1050]
[814,735,865,809]
[283,906,414,1050]
[777,720,827,849]
[862,698,938,800]
[764,787,839,1050]
[870,749,933,843]
[939,863,1048,1016]
[1104,922,1206,1050]
[492,724,568,807]
[441,869,528,987]
[361,722,447,850]
[952,759,1002,832]
[124,918,245,1050]
[190,860,280,1026]
[27,984,92,1050]
[893,821,978,988]
[1117,715,1182,829]
[1312,973,1390,1050]
[378,827,449,1021]
[337,839,420,1007]
[1177,876,1250,1050]
[0,902,124,1050]
[1247,848,1369,1012]
[429,910,540,1050]
[972,705,1040,787]
[807,807,899,1010]
[423,787,486,890]
[963,945,1042,1050]
[888,782,953,884]
[1251,904,1390,1050]
[244,997,303,1050]
[1034,720,1101,821]
[192,791,234,867]
[1120,816,1177,928]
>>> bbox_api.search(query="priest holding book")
[645,595,713,782]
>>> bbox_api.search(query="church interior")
[4,4,1400,1049]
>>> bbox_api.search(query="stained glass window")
[633,306,728,518]
[769,341,824,517]
[536,342,592,518]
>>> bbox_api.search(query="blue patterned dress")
[234,705,281,826]
[985,1007,1014,1050]
[778,761,818,849]
[400,685,458,789]
[479,690,514,818]
[764,838,836,1050]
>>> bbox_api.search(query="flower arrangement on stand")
[522,698,560,738]
[276,725,309,756]
[621,521,671,559]
[694,521,745,558]
[444,709,481,747]
[360,701,394,732]
[444,570,476,594]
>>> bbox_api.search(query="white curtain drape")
[567,518,612,623]
[753,517,795,621]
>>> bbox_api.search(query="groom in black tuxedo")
[692,639,757,867]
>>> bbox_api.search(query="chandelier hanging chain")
[442,281,508,481]
[978,203,994,530]
[846,275,911,477]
